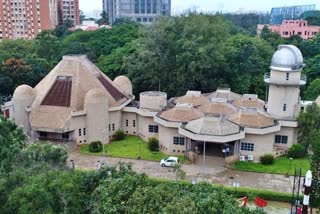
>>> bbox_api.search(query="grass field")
[233,156,310,176]
[80,135,188,163]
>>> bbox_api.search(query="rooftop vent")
[176,103,193,108]
[186,90,201,97]
[216,88,231,93]
[210,98,227,103]
[243,94,258,100]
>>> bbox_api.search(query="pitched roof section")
[41,76,72,107]
[228,109,275,128]
[175,95,209,107]
[159,104,203,122]
[198,102,237,115]
[185,115,240,136]
[97,75,125,101]
[233,97,265,110]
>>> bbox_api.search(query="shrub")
[113,129,126,141]
[288,144,305,158]
[148,137,159,152]
[89,141,103,153]
[260,154,274,165]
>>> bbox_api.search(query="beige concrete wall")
[267,85,300,118]
[109,111,122,136]
[137,115,159,141]
[159,125,186,155]
[69,115,87,143]
[240,133,274,161]
[121,112,138,135]
[273,126,298,148]
[270,70,301,81]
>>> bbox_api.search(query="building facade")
[0,0,59,40]
[103,0,171,25]
[2,45,308,163]
[257,20,320,40]
[58,0,80,26]
[270,4,316,25]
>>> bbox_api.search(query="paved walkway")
[68,149,294,193]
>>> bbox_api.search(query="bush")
[148,137,159,152]
[288,144,305,158]
[260,154,274,165]
[89,141,103,153]
[113,129,126,141]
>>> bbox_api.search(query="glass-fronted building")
[103,0,171,25]
[270,4,316,24]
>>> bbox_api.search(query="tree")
[97,11,109,26]
[126,13,232,97]
[298,102,320,151]
[304,78,320,100]
[0,116,26,173]
[310,136,320,208]
[260,25,284,49]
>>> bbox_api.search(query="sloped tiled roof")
[228,109,274,128]
[198,102,237,115]
[159,105,203,122]
[233,97,265,110]
[175,95,209,107]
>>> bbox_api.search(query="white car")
[160,156,180,167]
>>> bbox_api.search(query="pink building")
[257,20,320,40]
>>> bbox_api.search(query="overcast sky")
[80,0,320,16]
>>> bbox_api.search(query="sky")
[80,0,320,17]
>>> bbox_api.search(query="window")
[109,124,111,132]
[148,125,158,133]
[112,123,115,131]
[83,128,86,136]
[241,143,254,151]
[283,104,287,111]
[284,31,288,35]
[173,137,185,145]
[126,119,128,127]
[298,32,302,35]
[133,120,136,127]
[39,132,47,138]
[286,73,289,80]
[62,132,69,139]
[275,135,288,144]
[79,128,81,136]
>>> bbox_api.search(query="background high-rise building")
[0,0,58,40]
[58,0,80,26]
[103,0,171,25]
[270,4,316,25]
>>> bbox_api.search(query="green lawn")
[80,135,188,163]
[233,156,310,176]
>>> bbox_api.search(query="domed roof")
[198,102,237,114]
[13,85,36,100]
[113,75,132,95]
[270,45,303,72]
[84,88,108,104]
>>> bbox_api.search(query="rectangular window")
[62,132,69,139]
[241,143,254,151]
[173,137,185,145]
[79,128,81,136]
[126,119,128,127]
[112,123,115,131]
[286,73,289,80]
[275,135,288,144]
[109,124,111,132]
[148,125,158,133]
[283,104,287,111]
[83,128,86,136]
[133,120,136,127]
[39,132,47,137]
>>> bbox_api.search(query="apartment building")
[257,19,320,40]
[0,0,58,40]
[58,0,80,25]
[103,0,171,25]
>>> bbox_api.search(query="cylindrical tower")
[140,91,167,111]
[12,85,36,135]
[264,45,306,119]
[84,88,109,144]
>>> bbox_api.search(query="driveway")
[68,149,294,193]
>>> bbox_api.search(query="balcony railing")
[264,73,306,86]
